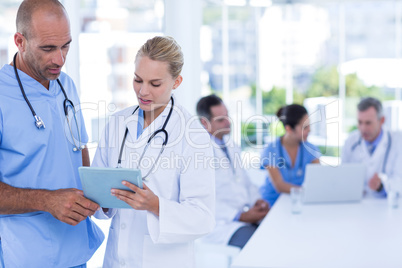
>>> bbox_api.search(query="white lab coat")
[342,129,402,197]
[93,98,215,268]
[201,136,260,245]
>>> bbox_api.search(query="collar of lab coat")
[369,128,389,158]
[359,128,390,157]
[210,134,231,145]
[364,129,383,149]
[210,134,233,155]
[125,96,174,145]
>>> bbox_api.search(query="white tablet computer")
[78,167,142,209]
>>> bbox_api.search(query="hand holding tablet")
[78,167,143,208]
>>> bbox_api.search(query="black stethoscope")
[350,131,391,173]
[13,52,84,152]
[278,137,304,177]
[117,96,174,181]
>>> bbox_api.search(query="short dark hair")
[196,94,223,120]
[276,104,308,129]
[357,97,383,119]
[16,0,66,39]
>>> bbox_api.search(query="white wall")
[164,0,203,115]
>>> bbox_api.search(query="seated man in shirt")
[196,94,269,249]
[342,97,402,197]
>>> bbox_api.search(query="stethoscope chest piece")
[73,145,86,152]
[34,115,45,129]
[13,52,83,151]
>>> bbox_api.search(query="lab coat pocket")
[103,224,119,267]
[142,235,194,268]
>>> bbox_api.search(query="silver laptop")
[302,163,366,204]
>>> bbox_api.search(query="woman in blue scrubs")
[260,104,320,206]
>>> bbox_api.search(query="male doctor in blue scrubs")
[0,0,104,267]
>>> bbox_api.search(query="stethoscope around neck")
[278,137,304,177]
[350,131,391,173]
[116,96,174,181]
[12,52,84,152]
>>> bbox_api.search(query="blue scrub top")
[364,129,383,154]
[137,108,145,139]
[260,137,321,206]
[0,65,104,267]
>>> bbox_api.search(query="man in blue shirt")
[0,0,104,267]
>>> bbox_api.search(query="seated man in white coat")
[196,95,269,249]
[342,97,402,197]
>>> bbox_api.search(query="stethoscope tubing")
[13,53,36,118]
[350,132,391,174]
[12,52,83,151]
[117,96,174,180]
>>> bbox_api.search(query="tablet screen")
[78,167,142,208]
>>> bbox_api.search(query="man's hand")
[239,199,269,224]
[44,189,99,226]
[254,199,270,212]
[369,173,383,191]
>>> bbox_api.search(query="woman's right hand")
[111,182,160,216]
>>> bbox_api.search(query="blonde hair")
[136,36,184,78]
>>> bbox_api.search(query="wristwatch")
[376,182,384,192]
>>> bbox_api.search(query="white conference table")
[231,195,402,268]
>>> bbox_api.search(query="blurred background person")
[197,94,269,249]
[260,104,321,207]
[342,97,402,197]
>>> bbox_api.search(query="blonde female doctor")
[93,36,215,268]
